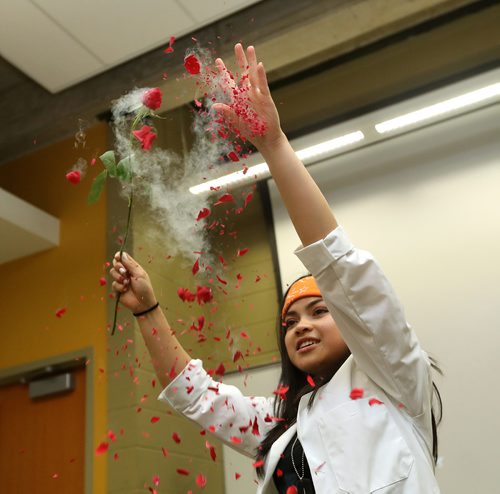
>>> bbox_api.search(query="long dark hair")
[256,275,443,477]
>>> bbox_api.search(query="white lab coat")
[159,226,441,493]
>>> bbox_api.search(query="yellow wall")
[0,123,109,493]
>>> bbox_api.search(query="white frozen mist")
[108,67,237,268]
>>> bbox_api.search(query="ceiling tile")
[32,0,196,66]
[0,0,104,92]
[180,0,262,23]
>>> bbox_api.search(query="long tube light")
[189,130,365,194]
[375,82,500,134]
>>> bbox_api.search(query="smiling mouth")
[296,339,319,351]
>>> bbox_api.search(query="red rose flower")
[65,170,81,185]
[142,88,163,110]
[184,54,201,75]
[132,125,157,150]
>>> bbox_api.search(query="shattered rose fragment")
[95,442,109,455]
[151,416,160,424]
[273,385,289,400]
[196,285,213,304]
[230,436,242,444]
[228,151,239,162]
[177,287,196,302]
[55,307,67,318]
[132,125,157,150]
[252,460,264,468]
[349,388,364,400]
[235,472,241,480]
[176,468,190,476]
[172,432,181,444]
[99,277,107,286]
[236,248,249,257]
[192,258,200,275]
[196,473,207,488]
[286,486,298,494]
[244,192,253,207]
[196,208,211,221]
[306,375,315,388]
[164,35,176,53]
[369,397,384,406]
[213,193,234,206]
[65,170,81,185]
[184,54,201,75]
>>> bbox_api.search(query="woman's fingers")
[234,43,248,72]
[111,280,128,293]
[256,62,270,96]
[246,45,259,88]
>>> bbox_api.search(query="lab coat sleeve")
[295,226,432,417]
[158,359,276,458]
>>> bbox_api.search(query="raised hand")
[110,252,157,314]
[213,43,284,152]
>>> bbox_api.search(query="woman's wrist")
[133,301,159,317]
[256,130,289,159]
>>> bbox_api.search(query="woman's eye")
[314,307,328,316]
[284,319,297,329]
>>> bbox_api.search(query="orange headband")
[281,276,322,319]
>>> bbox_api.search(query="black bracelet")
[133,302,160,317]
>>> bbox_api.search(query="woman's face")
[283,296,350,379]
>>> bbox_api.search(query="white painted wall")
[221,82,500,492]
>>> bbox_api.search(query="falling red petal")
[213,193,234,206]
[176,468,190,476]
[349,388,364,400]
[192,258,200,275]
[306,375,316,388]
[286,487,298,494]
[151,416,160,424]
[235,473,241,480]
[236,248,249,257]
[55,307,67,318]
[99,277,107,286]
[196,208,211,221]
[244,192,253,207]
[196,473,207,488]
[172,432,181,444]
[95,442,109,455]
[252,460,264,468]
[369,397,384,406]
[228,151,239,162]
[214,362,225,377]
[230,436,242,444]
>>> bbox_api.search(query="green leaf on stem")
[99,150,117,177]
[116,156,134,182]
[87,169,108,204]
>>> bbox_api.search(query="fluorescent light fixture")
[375,82,500,134]
[189,130,365,194]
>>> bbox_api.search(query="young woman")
[110,44,442,493]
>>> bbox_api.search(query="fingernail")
[119,268,126,275]
[122,252,128,261]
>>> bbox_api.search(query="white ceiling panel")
[0,0,104,92]
[181,0,261,23]
[32,0,196,65]
[0,188,59,265]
